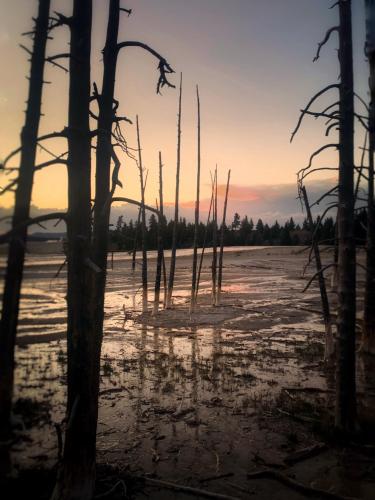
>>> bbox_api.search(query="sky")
[0,0,370,228]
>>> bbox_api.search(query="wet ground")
[1,246,375,499]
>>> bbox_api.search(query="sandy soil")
[1,246,375,499]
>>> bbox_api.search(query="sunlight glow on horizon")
[0,0,368,218]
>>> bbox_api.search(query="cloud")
[0,178,338,234]
[217,184,260,202]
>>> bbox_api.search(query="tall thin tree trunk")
[136,116,148,313]
[195,183,215,301]
[362,0,375,355]
[52,1,95,498]
[211,167,218,306]
[217,169,231,306]
[331,215,339,289]
[166,73,182,308]
[0,0,50,440]
[132,171,149,272]
[154,152,165,314]
[335,0,357,432]
[57,2,119,496]
[301,185,333,360]
[132,208,141,271]
[190,85,201,312]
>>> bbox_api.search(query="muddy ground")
[1,246,375,499]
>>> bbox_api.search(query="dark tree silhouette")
[217,169,231,305]
[190,85,201,312]
[51,1,95,498]
[362,0,375,354]
[167,73,183,308]
[0,0,51,440]
[335,0,357,432]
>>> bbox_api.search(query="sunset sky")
[0,0,369,225]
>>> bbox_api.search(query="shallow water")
[3,247,375,499]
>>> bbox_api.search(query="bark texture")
[52,1,95,498]
[0,0,51,440]
[363,0,375,354]
[335,0,357,432]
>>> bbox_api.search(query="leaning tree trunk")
[166,73,182,308]
[92,0,120,318]
[301,185,333,360]
[0,0,50,441]
[335,0,357,432]
[217,169,231,306]
[190,85,201,312]
[153,151,165,314]
[195,181,215,301]
[362,0,375,355]
[51,1,95,499]
[136,116,148,314]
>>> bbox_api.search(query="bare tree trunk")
[154,152,165,314]
[132,208,141,271]
[166,73,182,308]
[335,0,357,432]
[51,1,95,498]
[56,2,119,496]
[0,0,50,441]
[190,85,201,312]
[362,0,375,355]
[331,216,339,290]
[132,171,149,272]
[195,184,215,301]
[211,167,218,306]
[136,116,148,314]
[217,169,231,306]
[301,185,334,360]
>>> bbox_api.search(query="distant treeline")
[109,210,368,251]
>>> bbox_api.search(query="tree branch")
[0,212,68,244]
[116,41,175,93]
[111,197,160,216]
[290,84,339,142]
[313,26,339,62]
[1,129,68,168]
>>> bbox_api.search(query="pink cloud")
[217,184,261,201]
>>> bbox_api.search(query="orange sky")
[0,0,369,218]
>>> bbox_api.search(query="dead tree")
[190,85,201,312]
[362,0,375,354]
[167,73,182,308]
[0,0,51,440]
[153,151,165,315]
[136,115,148,313]
[217,169,231,306]
[291,0,357,432]
[132,207,141,271]
[211,167,218,306]
[335,0,357,432]
[195,179,215,301]
[300,185,333,360]
[51,1,95,499]
[131,172,148,272]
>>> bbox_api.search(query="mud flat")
[2,246,375,499]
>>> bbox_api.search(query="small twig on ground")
[132,475,240,500]
[247,469,358,500]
